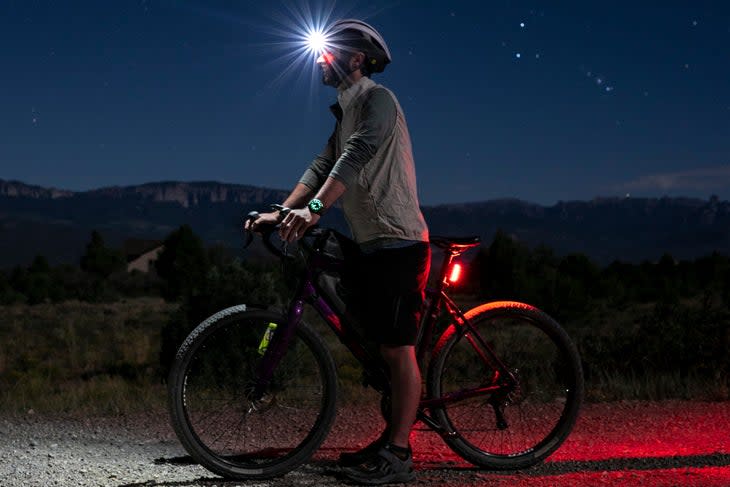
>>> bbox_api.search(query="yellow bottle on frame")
[258,322,278,356]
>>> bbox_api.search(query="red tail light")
[448,262,463,284]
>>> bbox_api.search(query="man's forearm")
[280,175,346,217]
[312,177,347,212]
[282,183,316,209]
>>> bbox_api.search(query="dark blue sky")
[2,1,729,205]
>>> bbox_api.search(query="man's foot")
[338,431,389,468]
[341,444,415,485]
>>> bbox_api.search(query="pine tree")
[80,231,125,278]
[154,225,208,301]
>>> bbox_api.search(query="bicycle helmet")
[325,19,392,74]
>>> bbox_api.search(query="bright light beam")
[210,1,379,102]
[306,30,328,55]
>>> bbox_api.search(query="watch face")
[309,199,324,214]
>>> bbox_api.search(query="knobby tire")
[168,306,338,479]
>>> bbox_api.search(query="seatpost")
[438,251,458,291]
[416,291,441,368]
[416,249,457,368]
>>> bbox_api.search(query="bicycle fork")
[251,295,306,401]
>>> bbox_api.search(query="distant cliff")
[1,179,728,267]
[86,181,289,208]
[0,179,74,199]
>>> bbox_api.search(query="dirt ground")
[1,400,728,486]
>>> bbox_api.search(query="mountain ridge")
[1,179,728,268]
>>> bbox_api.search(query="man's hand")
[245,211,280,232]
[280,208,320,242]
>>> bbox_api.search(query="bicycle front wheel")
[168,306,338,479]
[427,301,583,470]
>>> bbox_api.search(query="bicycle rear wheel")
[168,306,338,479]
[427,301,583,469]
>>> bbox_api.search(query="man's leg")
[380,344,420,448]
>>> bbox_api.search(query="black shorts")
[348,242,431,346]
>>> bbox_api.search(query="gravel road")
[1,401,728,487]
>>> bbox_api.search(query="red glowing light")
[448,263,462,284]
[317,52,335,64]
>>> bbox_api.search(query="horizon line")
[0,177,726,207]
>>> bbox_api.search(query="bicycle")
[167,206,584,480]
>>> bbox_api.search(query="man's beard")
[321,66,340,87]
[321,60,350,87]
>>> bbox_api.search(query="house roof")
[123,238,164,262]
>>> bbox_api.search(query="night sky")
[2,1,729,205]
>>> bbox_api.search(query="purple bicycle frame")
[251,238,514,436]
[253,268,389,398]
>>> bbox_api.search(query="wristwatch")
[307,198,325,215]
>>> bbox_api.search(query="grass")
[0,297,175,414]
[3,375,167,415]
[1,296,726,415]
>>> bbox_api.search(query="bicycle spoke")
[170,309,337,477]
[429,304,583,468]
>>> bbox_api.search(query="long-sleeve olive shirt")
[299,77,429,247]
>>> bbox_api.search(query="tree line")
[467,230,729,399]
[1,226,728,399]
[0,230,161,304]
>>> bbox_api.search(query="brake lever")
[271,204,291,216]
[243,211,260,249]
[243,205,298,259]
[270,204,292,256]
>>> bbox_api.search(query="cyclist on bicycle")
[247,18,429,485]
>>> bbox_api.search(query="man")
[248,19,429,485]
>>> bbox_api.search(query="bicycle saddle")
[429,235,481,253]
